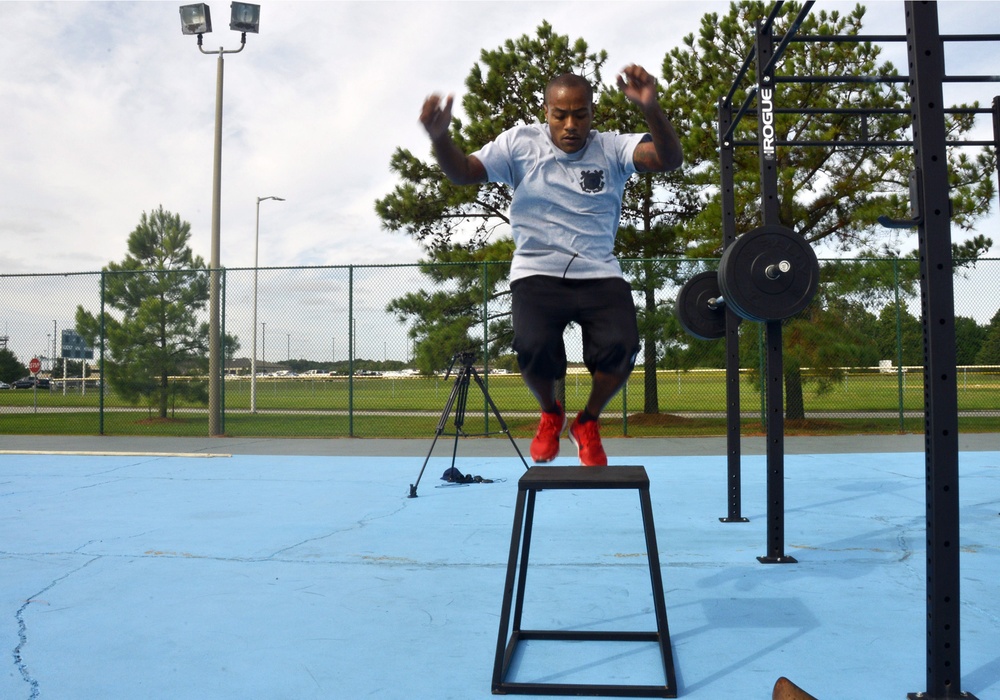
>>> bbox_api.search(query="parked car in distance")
[0,381,10,389]
[12,377,50,389]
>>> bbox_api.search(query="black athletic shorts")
[510,275,640,380]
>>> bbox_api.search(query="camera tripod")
[408,352,528,498]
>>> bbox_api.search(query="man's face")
[544,85,593,154]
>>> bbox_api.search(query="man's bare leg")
[584,369,630,419]
[522,372,559,413]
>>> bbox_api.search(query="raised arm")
[419,94,487,185]
[617,64,683,174]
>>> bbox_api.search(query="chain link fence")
[2,258,998,438]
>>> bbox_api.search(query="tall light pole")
[179,2,262,436]
[251,195,284,413]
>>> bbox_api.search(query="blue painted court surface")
[1,435,997,699]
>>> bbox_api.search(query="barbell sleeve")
[765,260,791,279]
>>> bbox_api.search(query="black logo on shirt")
[579,170,605,193]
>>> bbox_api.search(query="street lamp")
[179,1,262,436]
[251,195,284,413]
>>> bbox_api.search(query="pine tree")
[76,206,209,418]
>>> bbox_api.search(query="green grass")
[2,410,993,439]
[2,369,997,438]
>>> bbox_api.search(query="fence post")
[482,260,490,432]
[220,268,226,434]
[893,257,905,431]
[622,380,628,435]
[99,270,106,436]
[348,265,354,437]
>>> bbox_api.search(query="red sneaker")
[569,413,608,467]
[530,402,566,463]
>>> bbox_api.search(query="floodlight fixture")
[230,2,261,34]
[179,4,212,35]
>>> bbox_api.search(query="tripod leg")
[452,368,471,434]
[449,369,472,475]
[471,369,530,470]
[408,367,470,498]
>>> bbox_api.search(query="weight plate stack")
[676,270,727,340]
[717,224,820,322]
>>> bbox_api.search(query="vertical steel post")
[348,265,354,437]
[207,51,224,436]
[483,260,490,431]
[719,97,748,523]
[894,257,906,431]
[220,269,226,434]
[758,325,766,426]
[993,96,1000,192]
[759,320,795,563]
[755,20,795,564]
[903,3,973,698]
[99,270,106,436]
[251,200,260,413]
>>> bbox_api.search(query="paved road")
[1,432,997,457]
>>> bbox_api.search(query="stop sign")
[29,357,41,374]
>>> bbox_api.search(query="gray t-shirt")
[472,124,647,281]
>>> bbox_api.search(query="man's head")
[544,73,594,154]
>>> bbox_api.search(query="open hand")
[617,64,659,110]
[420,93,454,141]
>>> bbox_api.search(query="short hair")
[544,73,593,105]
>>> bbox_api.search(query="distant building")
[224,358,288,376]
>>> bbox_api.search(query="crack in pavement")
[13,556,102,699]
[265,499,411,560]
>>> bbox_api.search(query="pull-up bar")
[783,32,1000,43]
[757,1,815,78]
[722,0,788,109]
[775,74,1000,84]
[723,45,758,109]
[723,0,1000,110]
[722,87,758,145]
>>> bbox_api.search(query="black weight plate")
[676,271,727,340]
[718,225,819,322]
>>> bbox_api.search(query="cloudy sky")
[2,0,997,280]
